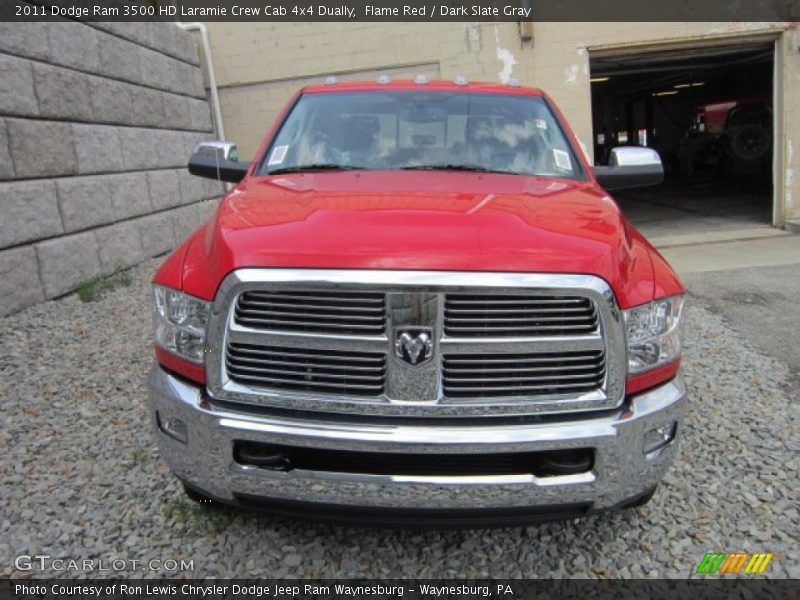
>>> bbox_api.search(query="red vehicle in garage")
[680,97,772,176]
[148,79,687,526]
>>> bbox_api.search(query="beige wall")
[203,21,800,225]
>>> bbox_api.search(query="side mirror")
[187,141,249,183]
[593,146,664,191]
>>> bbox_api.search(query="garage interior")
[590,41,776,244]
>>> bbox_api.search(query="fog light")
[157,411,187,443]
[643,422,677,455]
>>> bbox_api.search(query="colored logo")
[696,552,773,575]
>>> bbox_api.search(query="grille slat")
[235,290,386,335]
[227,356,385,373]
[447,307,592,314]
[444,355,603,365]
[236,308,384,322]
[446,297,588,305]
[241,300,385,313]
[226,343,386,396]
[444,294,598,338]
[443,350,605,399]
[228,344,384,364]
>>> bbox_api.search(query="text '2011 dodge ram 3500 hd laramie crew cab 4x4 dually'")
[148,79,687,526]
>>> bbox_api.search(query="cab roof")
[302,79,545,96]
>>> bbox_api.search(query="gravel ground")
[1,257,798,579]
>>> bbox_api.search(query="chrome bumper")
[148,365,686,516]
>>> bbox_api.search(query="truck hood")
[180,171,658,307]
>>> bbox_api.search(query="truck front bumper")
[148,365,686,525]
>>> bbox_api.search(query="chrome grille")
[209,270,625,417]
[443,350,605,398]
[444,294,598,337]
[226,343,386,396]
[235,290,386,335]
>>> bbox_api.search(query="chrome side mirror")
[188,141,249,183]
[593,146,664,191]
[609,146,661,167]
[194,141,239,162]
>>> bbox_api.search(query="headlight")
[623,295,685,374]
[152,286,211,364]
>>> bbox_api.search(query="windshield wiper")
[267,164,365,175]
[400,164,513,175]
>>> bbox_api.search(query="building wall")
[204,21,800,225]
[0,21,221,316]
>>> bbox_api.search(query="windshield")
[258,90,583,179]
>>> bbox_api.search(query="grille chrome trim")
[206,269,626,418]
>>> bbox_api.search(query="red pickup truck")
[148,79,686,526]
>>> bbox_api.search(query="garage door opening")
[590,41,776,243]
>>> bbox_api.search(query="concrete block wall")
[0,21,223,316]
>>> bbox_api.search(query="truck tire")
[728,124,770,162]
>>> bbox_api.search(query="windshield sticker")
[268,145,289,165]
[553,149,572,171]
[534,118,548,130]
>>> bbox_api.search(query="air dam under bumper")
[148,365,686,520]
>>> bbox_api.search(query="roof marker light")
[508,78,521,87]
[414,74,429,85]
[324,76,337,85]
[377,74,392,84]
[454,75,468,86]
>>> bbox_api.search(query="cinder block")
[36,231,101,298]
[172,60,205,98]
[32,63,94,121]
[7,119,77,178]
[98,31,141,84]
[137,211,175,256]
[168,131,207,167]
[172,27,200,65]
[188,98,213,132]
[73,124,124,174]
[56,176,115,232]
[195,197,221,222]
[0,55,38,117]
[48,22,100,73]
[0,180,63,248]
[199,174,225,199]
[110,171,152,220]
[176,168,205,205]
[129,87,165,128]
[94,220,145,274]
[140,47,173,92]
[150,23,199,65]
[119,127,162,171]
[0,245,45,316]
[147,169,182,210]
[0,22,50,61]
[170,203,203,243]
[0,121,13,180]
[153,129,196,169]
[93,22,150,47]
[88,76,134,125]
[148,23,177,59]
[162,94,194,131]
[178,164,225,205]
